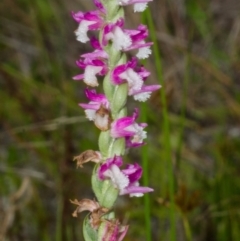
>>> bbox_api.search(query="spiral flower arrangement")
[70,0,160,240]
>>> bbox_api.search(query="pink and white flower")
[111,58,160,101]
[102,18,132,50]
[73,52,108,87]
[72,2,105,43]
[102,22,152,59]
[111,58,143,94]
[98,156,153,197]
[124,24,153,59]
[117,0,152,12]
[129,66,161,101]
[111,109,147,147]
[79,89,111,131]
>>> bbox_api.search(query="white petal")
[130,193,144,197]
[112,26,132,50]
[75,20,94,43]
[129,182,144,197]
[124,123,147,143]
[119,69,143,92]
[131,124,147,143]
[118,0,130,5]
[104,165,129,190]
[94,113,109,131]
[134,3,148,12]
[133,92,151,102]
[136,46,152,59]
[85,109,96,121]
[124,124,136,133]
[84,65,102,87]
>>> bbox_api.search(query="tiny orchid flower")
[102,19,132,50]
[117,0,152,12]
[73,56,108,87]
[79,89,111,131]
[111,109,147,147]
[124,24,153,59]
[126,65,161,101]
[111,57,143,93]
[98,156,153,197]
[102,220,128,241]
[72,3,105,43]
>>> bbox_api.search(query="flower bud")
[111,84,128,118]
[98,131,112,158]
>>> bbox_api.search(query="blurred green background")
[0,0,240,240]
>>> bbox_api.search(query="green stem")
[140,12,152,241]
[175,54,189,170]
[182,214,192,241]
[56,178,63,241]
[141,102,152,241]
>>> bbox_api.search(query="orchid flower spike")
[71,0,157,239]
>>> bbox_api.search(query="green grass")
[145,7,176,241]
